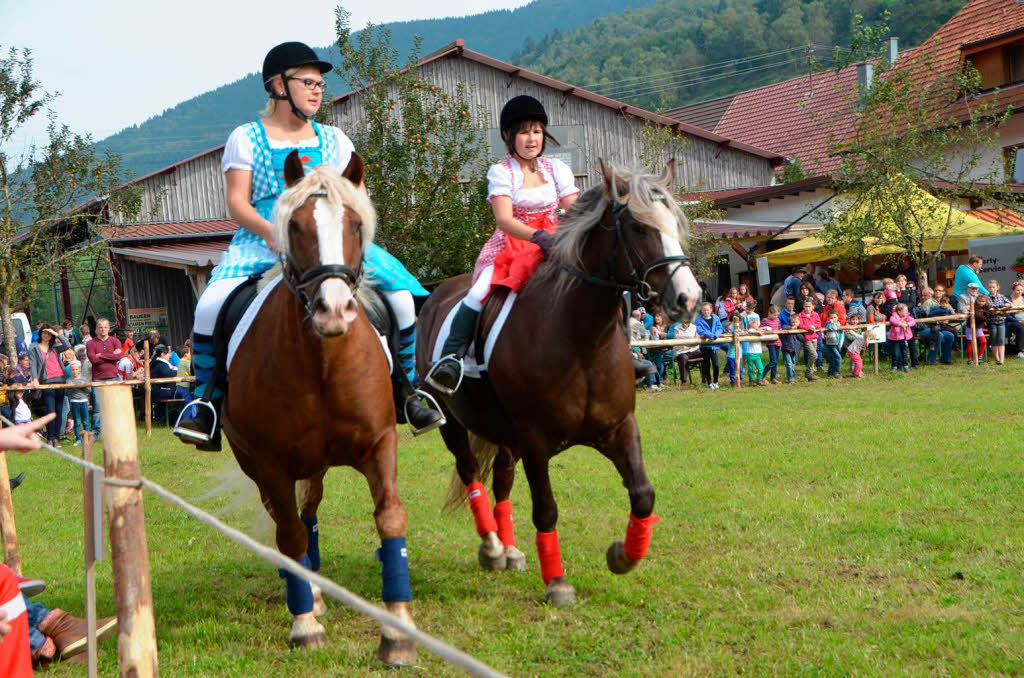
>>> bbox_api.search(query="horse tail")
[197,459,276,544]
[442,433,500,511]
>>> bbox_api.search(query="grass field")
[12,360,1024,676]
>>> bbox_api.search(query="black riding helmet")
[499,95,558,155]
[262,41,333,123]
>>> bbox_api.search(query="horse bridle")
[558,201,692,303]
[279,191,364,320]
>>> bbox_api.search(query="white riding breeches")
[465,266,494,312]
[193,276,248,336]
[382,289,416,330]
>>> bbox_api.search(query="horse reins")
[279,191,365,320]
[557,201,692,303]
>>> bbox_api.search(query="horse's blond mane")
[532,163,691,300]
[271,164,376,258]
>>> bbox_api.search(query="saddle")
[473,287,510,366]
[212,274,263,379]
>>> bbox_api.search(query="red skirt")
[487,211,557,299]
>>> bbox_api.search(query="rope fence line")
[0,401,508,678]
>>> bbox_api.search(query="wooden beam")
[729,242,749,260]
[60,265,74,322]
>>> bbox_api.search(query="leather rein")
[557,201,691,303]
[278,190,364,320]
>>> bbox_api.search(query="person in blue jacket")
[695,302,723,389]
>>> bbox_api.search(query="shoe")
[17,575,44,597]
[901,366,909,373]
[403,392,445,436]
[174,398,221,451]
[758,379,768,386]
[787,379,795,384]
[425,355,463,396]
[770,379,780,385]
[38,609,117,660]
[9,471,25,491]
[1017,352,1024,359]
[806,374,820,382]
[706,383,714,390]
[74,438,83,446]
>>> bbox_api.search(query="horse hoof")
[478,534,507,571]
[377,634,418,667]
[312,583,327,617]
[289,614,326,649]
[606,540,638,575]
[504,546,527,571]
[544,578,576,606]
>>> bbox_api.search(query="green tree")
[820,17,1019,289]
[1,47,138,359]
[334,9,493,281]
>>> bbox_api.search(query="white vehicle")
[2,312,31,352]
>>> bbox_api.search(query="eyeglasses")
[286,76,327,92]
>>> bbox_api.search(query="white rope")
[0,413,507,678]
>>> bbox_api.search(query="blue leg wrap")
[191,335,222,400]
[376,537,412,602]
[301,516,320,572]
[278,554,314,614]
[398,326,418,386]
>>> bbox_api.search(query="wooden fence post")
[0,448,20,575]
[83,431,100,678]
[98,384,158,677]
[732,331,742,388]
[144,342,152,438]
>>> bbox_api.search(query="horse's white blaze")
[659,230,701,312]
[314,197,351,310]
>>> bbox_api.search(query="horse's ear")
[599,158,629,203]
[342,152,365,187]
[659,159,676,188]
[283,150,305,188]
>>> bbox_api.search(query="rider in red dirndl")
[428,95,579,393]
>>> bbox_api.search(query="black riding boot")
[173,397,222,452]
[393,373,445,435]
[426,303,479,395]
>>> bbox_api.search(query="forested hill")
[513,0,965,112]
[98,0,656,179]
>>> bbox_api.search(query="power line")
[603,56,813,101]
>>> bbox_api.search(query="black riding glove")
[531,229,554,256]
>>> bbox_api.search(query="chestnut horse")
[223,151,416,664]
[417,160,700,604]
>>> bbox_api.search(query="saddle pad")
[226,275,392,373]
[431,291,517,377]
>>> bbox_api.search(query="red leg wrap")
[623,513,661,562]
[493,500,515,547]
[535,530,564,584]
[467,481,498,537]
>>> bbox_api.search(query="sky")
[0,0,531,154]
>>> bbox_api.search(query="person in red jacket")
[819,289,847,326]
[797,299,822,381]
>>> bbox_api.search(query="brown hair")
[502,119,560,157]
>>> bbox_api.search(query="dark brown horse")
[417,160,700,604]
[223,151,416,664]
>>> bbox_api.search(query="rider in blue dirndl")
[174,42,442,449]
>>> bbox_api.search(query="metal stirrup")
[405,390,446,436]
[173,400,219,443]
[424,355,464,396]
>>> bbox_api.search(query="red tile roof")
[697,222,788,239]
[331,40,785,164]
[101,219,237,242]
[967,207,1024,228]
[666,67,860,175]
[664,94,736,131]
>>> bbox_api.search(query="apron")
[487,207,557,298]
[210,121,427,295]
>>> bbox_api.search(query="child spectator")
[844,318,865,378]
[117,345,142,381]
[780,315,802,383]
[742,311,765,387]
[968,293,990,363]
[843,289,866,323]
[670,318,699,386]
[724,314,742,386]
[887,302,916,372]
[822,310,844,378]
[882,278,898,302]
[759,305,782,384]
[820,289,847,326]
[66,361,92,445]
[797,299,822,381]
[695,302,722,390]
[779,296,797,328]
[987,280,1008,365]
[174,344,192,401]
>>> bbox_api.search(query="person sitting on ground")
[797,299,822,382]
[887,303,916,373]
[986,279,1009,365]
[822,310,844,378]
[844,316,865,378]
[759,304,782,384]
[780,314,802,384]
[695,302,722,390]
[967,292,990,363]
[843,289,866,323]
[669,317,699,386]
[740,302,765,386]
[1006,281,1024,359]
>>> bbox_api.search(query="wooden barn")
[88,39,783,342]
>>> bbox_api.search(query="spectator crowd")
[631,254,1024,391]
